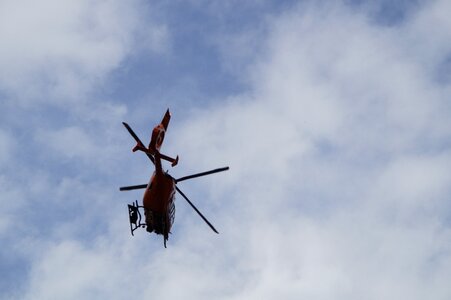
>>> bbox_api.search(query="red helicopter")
[119,109,229,247]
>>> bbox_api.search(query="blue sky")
[1,0,451,299]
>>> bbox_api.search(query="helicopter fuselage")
[143,168,176,236]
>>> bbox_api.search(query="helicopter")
[119,109,229,247]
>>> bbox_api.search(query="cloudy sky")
[1,0,451,299]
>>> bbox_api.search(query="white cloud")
[32,99,128,167]
[35,126,97,159]
[0,0,167,105]
[23,240,134,300]
[402,0,451,71]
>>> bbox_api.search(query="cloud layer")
[1,1,451,299]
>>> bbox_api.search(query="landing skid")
[128,200,146,236]
[127,201,169,248]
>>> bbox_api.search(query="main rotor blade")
[122,122,155,165]
[176,167,229,183]
[175,186,219,234]
[119,184,148,191]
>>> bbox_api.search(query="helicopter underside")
[144,201,175,235]
[127,199,175,247]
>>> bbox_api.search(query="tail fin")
[149,109,171,151]
[161,109,171,131]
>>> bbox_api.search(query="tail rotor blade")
[176,167,229,183]
[175,186,219,234]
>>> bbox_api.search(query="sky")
[1,0,451,299]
